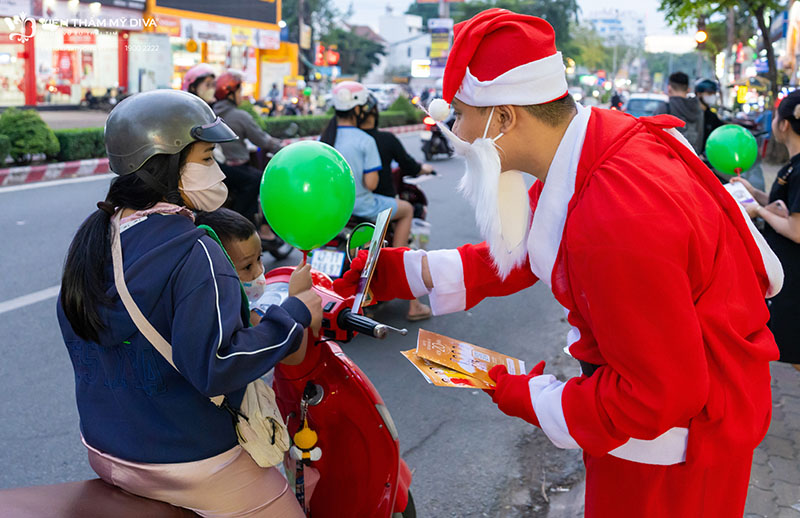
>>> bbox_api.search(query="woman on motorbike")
[182,63,217,105]
[213,70,285,251]
[733,89,800,372]
[57,89,322,517]
[321,82,430,321]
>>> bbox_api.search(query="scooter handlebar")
[337,308,408,339]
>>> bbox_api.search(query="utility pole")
[438,0,449,19]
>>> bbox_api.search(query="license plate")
[311,249,346,278]
[419,132,432,141]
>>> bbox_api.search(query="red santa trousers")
[584,452,753,518]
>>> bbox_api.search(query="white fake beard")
[439,123,531,280]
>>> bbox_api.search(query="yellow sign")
[737,85,748,104]
[185,39,198,52]
[232,26,255,46]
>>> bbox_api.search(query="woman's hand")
[294,289,323,335]
[744,201,761,219]
[289,262,312,296]
[730,176,755,195]
[420,163,435,175]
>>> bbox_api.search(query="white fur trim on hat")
[456,52,568,107]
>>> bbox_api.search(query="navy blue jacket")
[57,213,310,463]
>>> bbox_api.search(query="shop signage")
[64,29,97,45]
[181,19,231,43]
[153,0,277,26]
[428,18,453,78]
[257,29,280,50]
[232,26,255,46]
[153,14,181,37]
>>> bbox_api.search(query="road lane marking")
[0,285,60,315]
[0,174,113,194]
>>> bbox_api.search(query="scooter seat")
[348,214,375,226]
[0,479,198,518]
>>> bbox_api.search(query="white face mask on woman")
[196,84,217,104]
[179,160,228,211]
[437,107,531,279]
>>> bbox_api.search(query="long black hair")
[60,148,192,343]
[319,107,360,146]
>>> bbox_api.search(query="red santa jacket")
[418,106,781,467]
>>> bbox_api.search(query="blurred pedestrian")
[657,72,704,153]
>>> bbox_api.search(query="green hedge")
[388,96,425,124]
[0,108,60,164]
[54,127,106,161]
[13,106,422,165]
[0,134,9,164]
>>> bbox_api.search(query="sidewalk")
[546,361,800,518]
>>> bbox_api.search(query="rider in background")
[320,82,431,321]
[358,93,434,200]
[182,63,217,106]
[695,79,724,154]
[213,70,284,249]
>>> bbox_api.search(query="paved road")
[0,134,580,516]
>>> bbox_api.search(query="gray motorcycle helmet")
[104,89,237,175]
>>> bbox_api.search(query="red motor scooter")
[267,265,416,518]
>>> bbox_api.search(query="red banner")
[63,30,97,45]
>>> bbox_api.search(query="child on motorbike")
[195,208,317,330]
[321,82,431,321]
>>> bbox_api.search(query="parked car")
[623,93,669,118]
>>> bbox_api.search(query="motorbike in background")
[421,115,454,161]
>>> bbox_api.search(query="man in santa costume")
[334,9,783,517]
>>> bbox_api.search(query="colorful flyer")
[401,350,492,390]
[415,329,527,387]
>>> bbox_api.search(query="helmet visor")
[191,117,238,143]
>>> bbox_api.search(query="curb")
[0,124,426,187]
[0,158,109,187]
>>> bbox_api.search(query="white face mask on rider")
[179,160,228,212]
[197,85,217,104]
[436,106,531,280]
[701,94,717,107]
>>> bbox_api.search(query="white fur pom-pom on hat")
[428,98,451,122]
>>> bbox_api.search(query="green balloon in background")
[705,124,758,175]
[303,87,313,96]
[260,141,355,251]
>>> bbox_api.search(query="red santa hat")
[443,9,568,107]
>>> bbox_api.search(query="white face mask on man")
[179,160,228,212]
[701,94,717,107]
[437,106,531,279]
[197,84,217,104]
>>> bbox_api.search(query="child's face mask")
[242,263,267,304]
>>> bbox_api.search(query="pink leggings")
[84,439,304,518]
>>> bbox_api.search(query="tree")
[659,0,782,105]
[321,28,386,80]
[562,24,612,72]
[406,0,580,48]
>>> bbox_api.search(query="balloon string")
[735,167,742,176]
[302,250,309,265]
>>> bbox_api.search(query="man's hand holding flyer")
[403,329,526,389]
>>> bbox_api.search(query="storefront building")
[1,0,146,106]
[144,0,291,100]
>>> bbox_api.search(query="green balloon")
[260,141,355,250]
[705,124,758,175]
[303,87,312,96]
